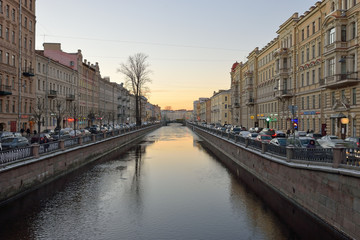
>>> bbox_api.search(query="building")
[0,0,36,132]
[211,90,231,125]
[228,0,360,139]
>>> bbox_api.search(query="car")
[52,130,71,141]
[318,135,355,148]
[287,137,322,148]
[259,129,276,138]
[230,127,242,135]
[80,129,91,136]
[295,131,307,137]
[69,130,82,137]
[247,132,259,140]
[256,134,272,143]
[345,137,360,148]
[270,138,287,147]
[274,130,286,138]
[31,133,52,143]
[306,133,323,139]
[239,131,251,138]
[1,137,30,150]
[0,131,14,141]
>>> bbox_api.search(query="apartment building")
[0,0,36,132]
[211,90,231,125]
[229,0,360,139]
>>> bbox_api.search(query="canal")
[0,123,299,239]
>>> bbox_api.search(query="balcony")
[245,98,255,106]
[23,67,35,77]
[244,82,253,90]
[66,94,75,101]
[0,85,12,96]
[275,89,293,99]
[320,72,359,89]
[47,90,57,98]
[324,41,348,55]
[233,102,240,108]
[274,48,289,57]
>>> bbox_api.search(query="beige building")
[229,0,360,139]
[211,90,231,125]
[0,0,36,132]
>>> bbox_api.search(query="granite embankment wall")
[0,125,160,205]
[192,125,360,240]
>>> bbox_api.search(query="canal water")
[0,123,299,239]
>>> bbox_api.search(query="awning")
[330,113,347,119]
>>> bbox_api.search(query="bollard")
[332,145,346,168]
[79,136,83,145]
[92,134,96,142]
[59,139,65,150]
[32,144,40,158]
[286,145,294,162]
[245,138,249,148]
[261,142,267,154]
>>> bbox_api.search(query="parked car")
[295,131,307,137]
[256,134,272,143]
[239,131,251,138]
[275,130,286,138]
[247,132,259,140]
[69,130,82,137]
[52,130,71,141]
[89,126,100,134]
[259,129,276,138]
[230,127,242,135]
[0,131,14,141]
[270,138,287,147]
[1,137,30,150]
[31,133,52,143]
[80,129,91,136]
[287,137,322,148]
[306,133,323,139]
[345,137,360,148]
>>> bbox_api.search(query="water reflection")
[0,123,302,240]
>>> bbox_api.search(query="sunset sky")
[36,0,317,110]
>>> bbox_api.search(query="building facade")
[0,0,36,132]
[228,0,360,139]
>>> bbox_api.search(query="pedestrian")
[33,130,37,135]
[286,129,290,137]
[20,128,25,136]
[44,136,49,152]
[26,128,30,136]
[307,139,316,148]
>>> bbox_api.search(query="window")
[11,8,15,21]
[5,5,9,18]
[307,26,310,37]
[11,31,15,43]
[301,51,304,64]
[325,93,328,108]
[329,28,335,44]
[302,29,304,40]
[312,95,316,109]
[341,25,347,42]
[329,58,335,76]
[29,20,32,31]
[351,22,356,39]
[307,96,310,109]
[353,119,357,137]
[302,97,305,109]
[29,0,33,11]
[353,88,357,105]
[0,24,2,38]
[0,1,2,13]
[0,50,2,63]
[306,72,310,85]
[318,42,321,57]
[312,70,315,84]
[306,48,310,61]
[11,55,15,66]
[24,17,27,28]
[331,92,336,106]
[301,73,304,87]
[312,22,316,34]
[5,27,8,41]
[318,67,321,83]
[312,45,315,59]
[5,52,9,64]
[318,94,321,108]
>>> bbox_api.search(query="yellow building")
[211,90,231,125]
[229,0,360,138]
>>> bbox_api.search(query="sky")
[36,0,318,110]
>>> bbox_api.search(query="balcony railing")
[321,72,359,89]
[66,94,75,101]
[275,89,293,99]
[0,85,12,96]
[47,90,57,98]
[23,67,35,77]
[245,98,254,105]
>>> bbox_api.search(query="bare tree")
[117,53,152,126]
[51,100,67,132]
[32,100,45,138]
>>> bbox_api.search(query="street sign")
[288,105,298,115]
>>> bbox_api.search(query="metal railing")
[0,123,160,166]
[0,146,33,164]
[188,122,360,170]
